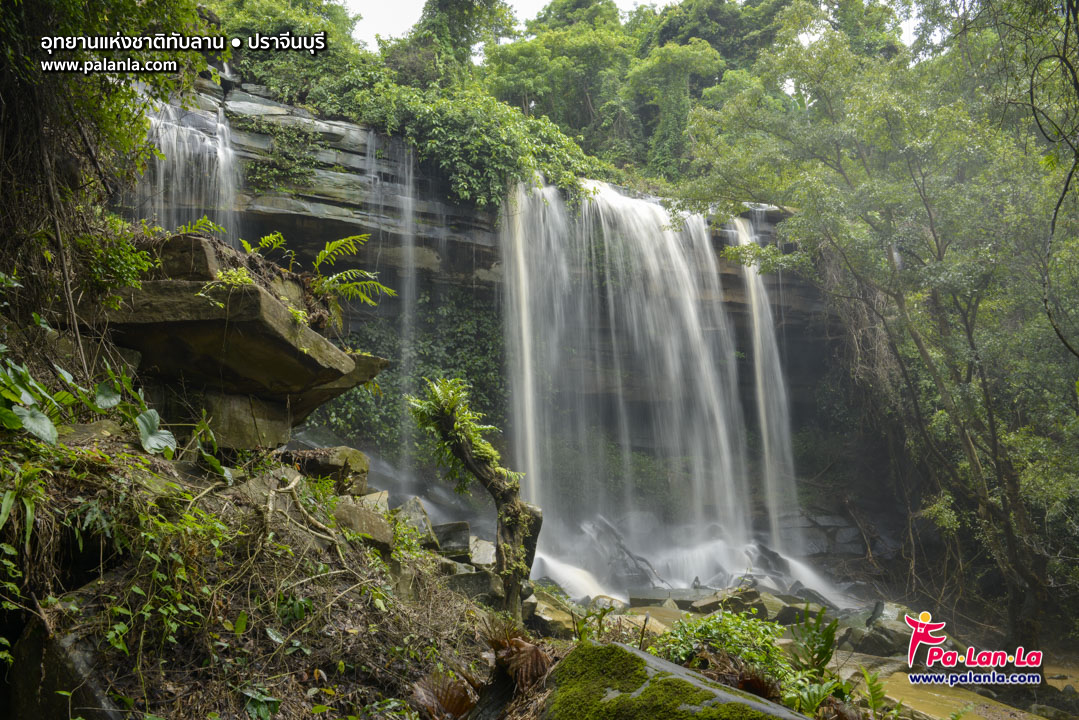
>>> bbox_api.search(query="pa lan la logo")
[904,611,1042,669]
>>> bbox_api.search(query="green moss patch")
[547,643,788,720]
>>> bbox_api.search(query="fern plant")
[309,234,394,331]
[789,604,839,678]
[860,667,902,720]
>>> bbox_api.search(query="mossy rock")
[543,642,805,720]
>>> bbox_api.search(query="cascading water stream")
[131,101,241,242]
[505,180,766,592]
[732,217,802,553]
[398,149,418,475]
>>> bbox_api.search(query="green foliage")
[788,605,838,678]
[231,115,326,193]
[310,286,504,469]
[73,212,158,309]
[782,675,836,715]
[682,0,1079,634]
[407,377,517,493]
[308,235,395,329]
[209,0,598,210]
[860,667,901,720]
[647,611,793,680]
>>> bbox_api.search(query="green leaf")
[13,405,57,444]
[234,610,248,636]
[265,627,284,644]
[21,496,34,552]
[94,382,121,409]
[135,409,176,456]
[0,492,14,531]
[0,407,21,430]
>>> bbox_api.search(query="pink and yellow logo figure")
[904,611,946,667]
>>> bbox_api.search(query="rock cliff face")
[130,79,837,427]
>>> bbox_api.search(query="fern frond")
[313,234,370,272]
[258,231,286,252]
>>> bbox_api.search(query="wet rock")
[789,586,835,611]
[433,521,471,561]
[333,504,392,553]
[397,497,438,548]
[542,642,805,719]
[445,570,504,606]
[757,591,789,621]
[774,600,825,626]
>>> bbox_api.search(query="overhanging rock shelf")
[97,233,387,449]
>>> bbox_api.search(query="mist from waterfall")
[732,217,802,553]
[131,102,240,242]
[503,181,802,594]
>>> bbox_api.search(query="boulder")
[529,599,576,640]
[9,619,123,720]
[469,536,496,568]
[629,587,715,610]
[693,588,766,618]
[757,592,789,621]
[200,390,291,449]
[357,490,388,513]
[851,618,909,657]
[398,497,439,548]
[542,642,805,719]
[773,597,826,625]
[333,504,393,554]
[445,570,504,606]
[522,593,539,621]
[436,557,472,576]
[102,275,388,449]
[590,595,628,611]
[279,446,369,495]
[433,521,471,561]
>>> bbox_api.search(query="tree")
[385,0,516,87]
[408,378,542,620]
[627,38,724,176]
[0,0,207,376]
[684,0,1079,645]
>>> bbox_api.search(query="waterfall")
[505,180,771,592]
[732,217,802,553]
[131,101,240,242]
[398,149,418,474]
